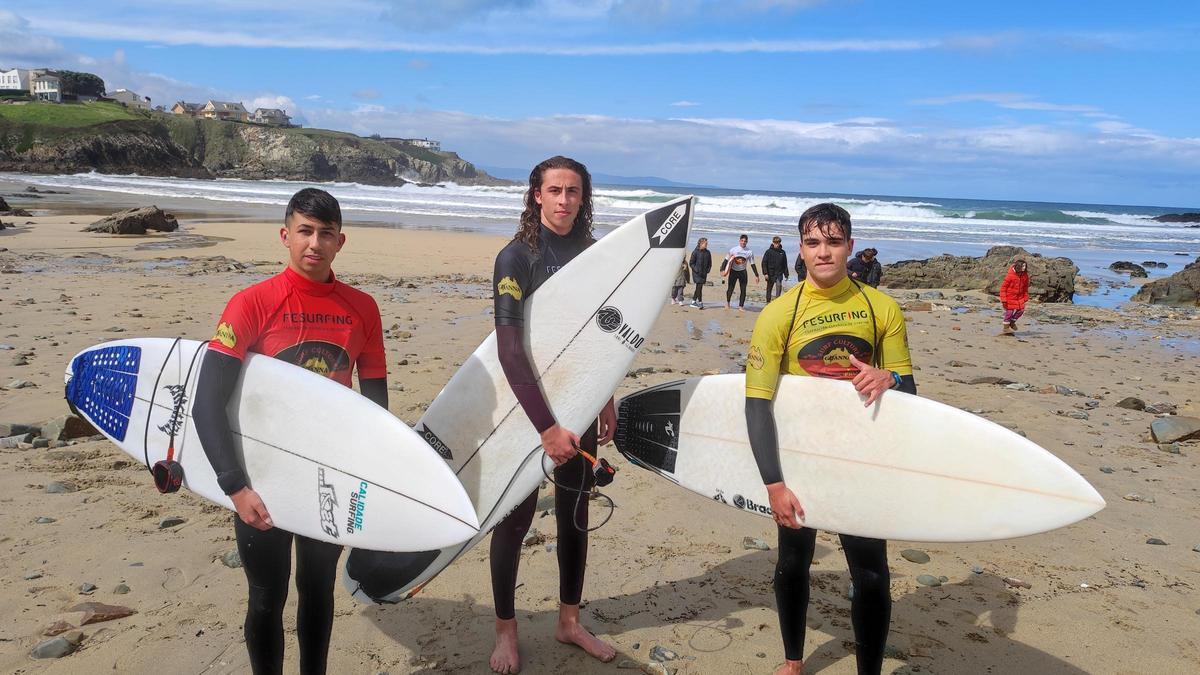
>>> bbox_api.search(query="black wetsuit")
[490,223,598,620]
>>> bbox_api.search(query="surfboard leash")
[540,447,617,534]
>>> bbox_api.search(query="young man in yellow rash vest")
[744,202,916,675]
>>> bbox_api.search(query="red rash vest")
[208,266,386,386]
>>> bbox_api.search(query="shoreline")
[4,174,1195,305]
[1,183,1198,673]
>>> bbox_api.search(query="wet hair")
[798,203,852,240]
[285,188,342,230]
[739,234,748,241]
[515,155,594,251]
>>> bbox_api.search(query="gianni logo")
[317,468,339,538]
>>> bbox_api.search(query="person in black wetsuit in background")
[488,156,618,674]
[762,235,790,302]
[688,237,712,308]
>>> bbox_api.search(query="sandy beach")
[1,181,1198,674]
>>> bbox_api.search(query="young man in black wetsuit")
[762,235,790,302]
[745,203,917,675]
[192,189,388,675]
[488,156,617,674]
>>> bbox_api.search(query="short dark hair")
[285,188,342,229]
[739,234,748,240]
[798,203,852,240]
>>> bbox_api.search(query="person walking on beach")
[689,237,712,308]
[744,203,916,675]
[489,156,618,674]
[762,235,790,302]
[794,254,806,282]
[847,247,883,287]
[192,188,388,675]
[671,253,691,305]
[723,233,759,310]
[999,258,1030,334]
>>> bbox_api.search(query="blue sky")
[1,1,1197,206]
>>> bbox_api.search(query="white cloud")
[20,14,954,56]
[670,100,700,107]
[912,92,1104,113]
[294,104,1200,200]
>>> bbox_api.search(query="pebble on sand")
[158,517,186,529]
[30,636,78,659]
[1003,577,1033,589]
[220,550,242,568]
[916,575,941,587]
[1146,538,1168,545]
[45,481,78,494]
[900,549,930,564]
[78,582,97,594]
[742,536,770,551]
[650,645,680,662]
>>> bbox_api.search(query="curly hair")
[514,155,594,251]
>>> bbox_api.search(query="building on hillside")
[399,138,440,151]
[30,71,62,102]
[108,88,150,110]
[200,100,249,122]
[252,108,292,126]
[171,101,203,116]
[0,68,33,94]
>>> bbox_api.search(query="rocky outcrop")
[1,112,503,186]
[1132,256,1200,306]
[0,119,205,178]
[881,245,1077,302]
[1152,213,1200,223]
[84,206,179,234]
[1109,261,1148,278]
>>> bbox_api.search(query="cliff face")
[0,107,502,186]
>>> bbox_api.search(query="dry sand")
[1,185,1198,674]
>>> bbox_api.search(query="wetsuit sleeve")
[355,295,387,379]
[359,377,388,409]
[192,349,249,495]
[496,325,556,433]
[493,246,531,328]
[207,289,262,360]
[878,301,913,377]
[746,397,783,484]
[745,298,789,400]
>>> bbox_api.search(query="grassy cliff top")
[0,101,146,127]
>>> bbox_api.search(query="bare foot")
[491,618,521,674]
[774,660,803,675]
[554,617,616,664]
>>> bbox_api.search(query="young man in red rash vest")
[192,188,387,675]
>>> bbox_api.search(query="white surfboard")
[64,338,480,551]
[344,196,695,603]
[615,375,1105,542]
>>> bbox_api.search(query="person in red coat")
[999,259,1030,333]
